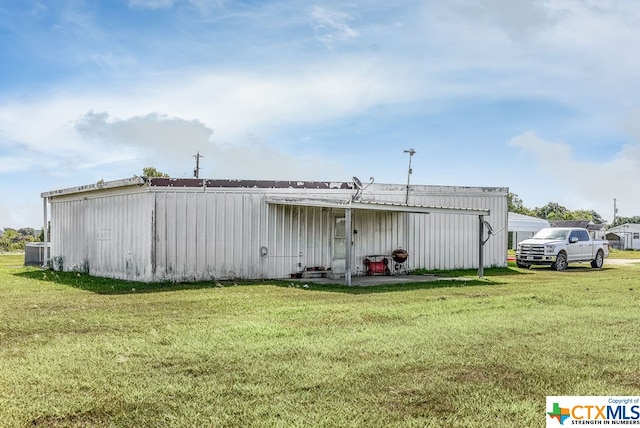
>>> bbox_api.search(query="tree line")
[0,228,42,252]
[509,193,636,227]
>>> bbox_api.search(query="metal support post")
[345,208,352,286]
[478,215,484,278]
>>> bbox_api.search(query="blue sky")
[2,0,640,228]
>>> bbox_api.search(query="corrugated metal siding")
[47,182,508,282]
[153,190,338,281]
[351,210,405,273]
[406,212,479,270]
[50,191,153,281]
[299,206,331,271]
[154,190,261,281]
[266,204,299,278]
[403,191,508,270]
[263,204,334,278]
[50,198,85,271]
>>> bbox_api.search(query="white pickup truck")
[516,227,609,271]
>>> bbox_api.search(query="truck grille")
[519,244,545,256]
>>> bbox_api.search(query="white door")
[332,215,346,273]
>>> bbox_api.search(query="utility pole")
[613,198,618,225]
[193,151,203,178]
[404,148,416,204]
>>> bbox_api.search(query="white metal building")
[41,177,508,284]
[606,224,640,250]
[508,212,550,250]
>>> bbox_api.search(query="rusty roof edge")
[40,177,355,198]
[148,178,354,189]
[41,176,147,198]
[41,177,507,199]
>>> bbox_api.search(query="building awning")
[267,197,492,284]
[266,197,490,216]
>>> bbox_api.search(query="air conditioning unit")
[24,242,50,266]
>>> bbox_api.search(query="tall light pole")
[404,148,416,204]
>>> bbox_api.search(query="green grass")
[607,248,640,259]
[1,254,639,427]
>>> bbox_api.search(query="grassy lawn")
[1,254,639,427]
[606,248,640,259]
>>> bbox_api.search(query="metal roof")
[41,177,355,198]
[148,178,353,189]
[508,212,550,232]
[41,177,146,198]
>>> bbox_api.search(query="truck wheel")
[591,250,604,268]
[516,261,531,269]
[552,252,568,271]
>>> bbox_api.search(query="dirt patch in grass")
[30,409,112,427]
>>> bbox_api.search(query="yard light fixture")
[404,148,416,204]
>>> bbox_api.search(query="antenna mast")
[403,148,416,204]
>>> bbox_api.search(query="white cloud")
[0,57,408,186]
[74,112,213,155]
[410,0,640,111]
[206,134,345,181]
[126,0,224,13]
[65,112,342,180]
[508,131,573,167]
[4,0,640,225]
[311,6,359,49]
[622,109,640,141]
[71,111,344,180]
[0,156,33,174]
[0,58,398,132]
[127,0,178,10]
[454,0,558,40]
[65,59,404,135]
[508,131,640,218]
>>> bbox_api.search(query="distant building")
[508,213,550,250]
[606,224,640,250]
[549,220,606,240]
[41,177,508,284]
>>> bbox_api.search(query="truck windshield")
[532,229,568,240]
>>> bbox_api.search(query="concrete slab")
[290,274,469,286]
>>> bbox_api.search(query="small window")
[634,233,640,240]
